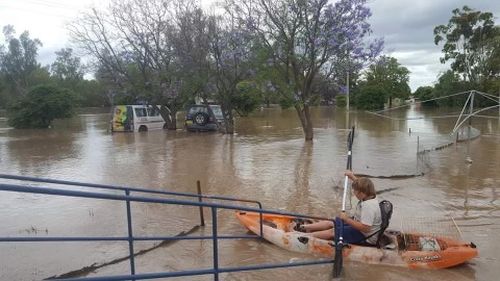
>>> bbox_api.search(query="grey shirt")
[353,198,382,245]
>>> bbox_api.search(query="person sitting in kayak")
[294,170,382,245]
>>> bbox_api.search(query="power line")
[2,0,83,10]
[0,3,77,21]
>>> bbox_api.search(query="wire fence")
[399,216,463,241]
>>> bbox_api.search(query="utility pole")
[346,71,350,112]
[345,50,351,130]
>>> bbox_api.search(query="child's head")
[352,177,376,199]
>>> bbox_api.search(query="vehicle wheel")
[138,125,148,132]
[193,112,209,126]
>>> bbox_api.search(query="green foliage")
[335,95,347,107]
[7,84,76,128]
[232,81,262,116]
[434,6,499,84]
[0,25,42,97]
[354,83,386,110]
[0,77,6,108]
[433,70,474,106]
[365,56,411,105]
[249,42,285,107]
[413,86,437,106]
[278,97,294,109]
[355,56,411,109]
[27,66,52,86]
[51,48,84,85]
[75,80,107,107]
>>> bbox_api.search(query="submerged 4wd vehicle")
[185,104,224,132]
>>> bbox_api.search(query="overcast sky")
[0,0,498,91]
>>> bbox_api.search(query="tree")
[413,86,436,106]
[207,12,256,133]
[74,79,107,107]
[363,56,411,108]
[69,0,185,129]
[354,82,386,110]
[432,70,472,107]
[482,26,500,94]
[246,41,282,108]
[225,0,382,140]
[233,80,262,116]
[0,25,43,98]
[7,84,76,128]
[434,6,499,85]
[169,5,212,105]
[51,48,85,84]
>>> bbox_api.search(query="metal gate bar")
[0,176,334,280]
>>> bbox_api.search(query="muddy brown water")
[0,106,499,281]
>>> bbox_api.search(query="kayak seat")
[262,220,277,229]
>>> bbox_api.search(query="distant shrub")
[355,85,386,110]
[336,95,347,107]
[7,84,76,128]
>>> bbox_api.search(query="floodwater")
[0,106,499,281]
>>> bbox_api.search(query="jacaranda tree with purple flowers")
[207,13,259,134]
[224,0,383,140]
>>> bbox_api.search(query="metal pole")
[125,190,136,278]
[197,181,205,226]
[346,71,350,112]
[211,207,219,281]
[466,91,474,163]
[417,136,419,153]
[346,69,350,129]
[416,136,419,174]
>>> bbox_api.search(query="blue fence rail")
[0,174,335,281]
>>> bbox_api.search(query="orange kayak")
[236,211,478,269]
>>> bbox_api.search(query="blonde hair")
[352,177,376,198]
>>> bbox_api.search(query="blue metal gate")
[0,174,335,280]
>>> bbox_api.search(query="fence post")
[197,180,205,226]
[211,207,219,281]
[125,190,136,278]
[416,136,419,174]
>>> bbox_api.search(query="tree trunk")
[224,110,235,134]
[167,113,177,130]
[295,104,314,141]
[159,105,177,130]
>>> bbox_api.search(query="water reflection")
[3,129,78,175]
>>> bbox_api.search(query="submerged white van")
[111,105,166,132]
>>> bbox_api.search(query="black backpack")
[352,199,393,247]
[376,200,393,247]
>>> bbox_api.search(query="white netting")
[398,215,463,241]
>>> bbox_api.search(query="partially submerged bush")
[7,84,76,128]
